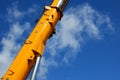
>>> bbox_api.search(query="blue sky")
[0,0,120,80]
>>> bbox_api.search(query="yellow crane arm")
[1,0,69,80]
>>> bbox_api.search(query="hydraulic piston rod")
[30,56,41,80]
[51,0,69,11]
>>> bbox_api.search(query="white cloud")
[0,2,34,78]
[46,3,113,63]
[6,2,39,23]
[38,3,113,79]
[7,2,24,22]
[0,2,113,80]
[0,22,31,77]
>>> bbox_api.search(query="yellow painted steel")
[1,0,69,80]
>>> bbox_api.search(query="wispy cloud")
[6,2,24,22]
[0,2,37,77]
[0,2,114,80]
[37,3,113,80]
[0,22,30,76]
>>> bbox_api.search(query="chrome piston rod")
[30,56,41,80]
[51,0,69,11]
[57,0,69,11]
